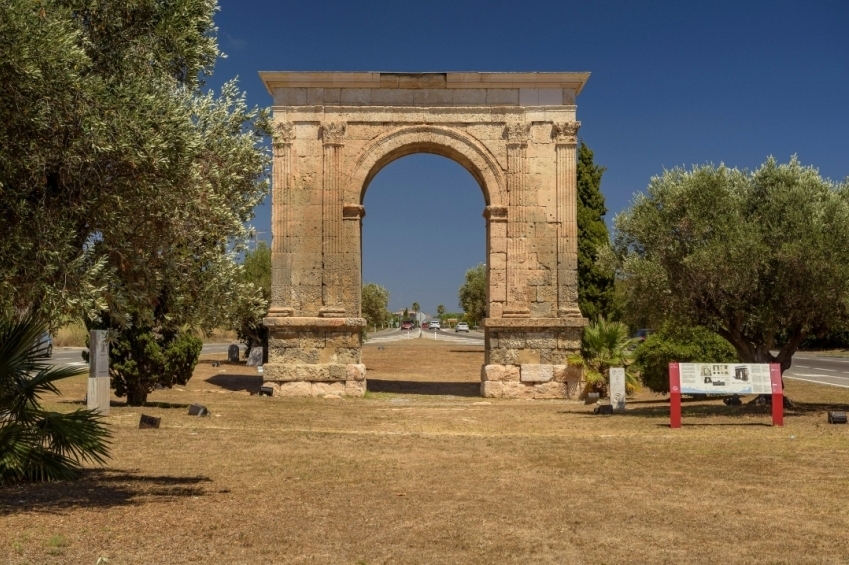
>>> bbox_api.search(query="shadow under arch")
[346,125,506,206]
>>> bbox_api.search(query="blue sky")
[208,0,849,316]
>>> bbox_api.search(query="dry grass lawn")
[3,339,849,564]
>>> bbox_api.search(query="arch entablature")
[346,125,506,207]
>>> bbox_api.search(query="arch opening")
[360,153,488,395]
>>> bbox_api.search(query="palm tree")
[412,302,420,326]
[0,316,110,484]
[437,304,445,320]
[569,316,640,398]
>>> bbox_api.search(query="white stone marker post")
[609,367,626,413]
[87,330,110,415]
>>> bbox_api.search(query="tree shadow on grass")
[609,399,849,421]
[205,374,263,394]
[367,379,480,397]
[0,469,213,515]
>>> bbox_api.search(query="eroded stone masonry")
[260,72,590,398]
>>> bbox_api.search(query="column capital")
[342,204,366,220]
[482,205,508,222]
[504,122,531,146]
[320,121,347,145]
[552,121,581,145]
[272,122,295,155]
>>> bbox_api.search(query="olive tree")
[1,1,270,404]
[362,283,391,330]
[613,157,849,372]
[0,0,269,329]
[458,264,486,325]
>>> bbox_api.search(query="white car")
[455,322,469,332]
[428,320,441,330]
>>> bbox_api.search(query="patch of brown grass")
[3,341,849,564]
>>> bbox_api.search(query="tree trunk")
[126,384,149,406]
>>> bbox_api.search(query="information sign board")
[678,363,773,395]
[669,362,783,428]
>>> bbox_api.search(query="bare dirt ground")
[3,340,849,564]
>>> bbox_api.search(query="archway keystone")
[260,72,590,399]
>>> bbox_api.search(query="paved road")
[50,342,241,369]
[366,327,484,345]
[785,354,849,389]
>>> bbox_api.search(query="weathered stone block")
[520,364,554,383]
[498,333,526,349]
[481,381,503,398]
[312,381,346,397]
[526,332,556,349]
[531,381,569,398]
[275,381,312,397]
[500,381,536,399]
[481,364,520,382]
[345,380,366,396]
[346,363,367,381]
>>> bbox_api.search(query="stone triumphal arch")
[260,72,589,398]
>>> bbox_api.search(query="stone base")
[262,379,366,397]
[480,363,582,399]
[262,316,368,397]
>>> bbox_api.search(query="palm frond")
[0,315,111,484]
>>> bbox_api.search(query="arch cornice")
[347,125,506,206]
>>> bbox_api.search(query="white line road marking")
[786,372,849,379]
[784,376,849,389]
[794,365,810,368]
[794,356,849,364]
[67,362,88,367]
[819,368,838,372]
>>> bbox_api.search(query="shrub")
[87,326,202,406]
[570,316,640,398]
[634,323,737,394]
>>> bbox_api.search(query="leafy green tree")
[362,283,391,330]
[437,305,445,318]
[0,0,270,329]
[634,323,737,394]
[577,143,616,320]
[0,316,110,484]
[234,241,271,355]
[458,264,487,325]
[569,317,639,398]
[614,157,849,372]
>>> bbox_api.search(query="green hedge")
[634,324,737,394]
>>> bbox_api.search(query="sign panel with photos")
[678,363,773,395]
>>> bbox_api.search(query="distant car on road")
[428,320,441,330]
[400,320,414,330]
[455,322,469,333]
[34,331,53,357]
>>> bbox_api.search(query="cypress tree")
[576,142,616,320]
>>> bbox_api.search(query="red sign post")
[669,362,682,429]
[668,362,783,428]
